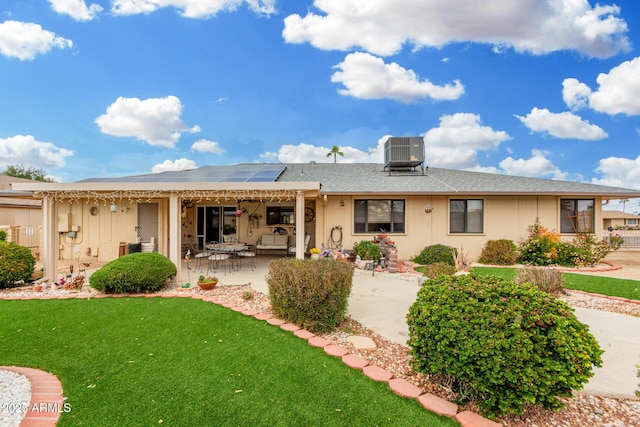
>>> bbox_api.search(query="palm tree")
[326,145,344,163]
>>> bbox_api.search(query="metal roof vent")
[383,137,425,173]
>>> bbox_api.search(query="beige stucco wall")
[0,206,42,227]
[315,195,603,261]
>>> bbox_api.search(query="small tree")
[3,164,56,182]
[326,145,344,163]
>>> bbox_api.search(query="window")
[560,199,594,233]
[266,206,295,225]
[449,199,483,233]
[354,199,405,233]
[625,218,638,226]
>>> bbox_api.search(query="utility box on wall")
[58,213,71,232]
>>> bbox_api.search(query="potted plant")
[197,275,218,290]
[309,247,321,260]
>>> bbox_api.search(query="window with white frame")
[449,199,483,233]
[354,199,405,233]
[560,199,594,233]
[625,218,638,226]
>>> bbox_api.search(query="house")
[0,174,42,255]
[10,162,640,283]
[602,210,640,230]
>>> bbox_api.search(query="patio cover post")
[295,191,304,259]
[169,194,181,282]
[42,196,59,282]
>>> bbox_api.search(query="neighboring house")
[11,162,640,283]
[0,174,42,254]
[602,210,640,229]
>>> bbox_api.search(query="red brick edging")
[0,366,65,427]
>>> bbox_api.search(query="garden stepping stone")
[347,335,377,351]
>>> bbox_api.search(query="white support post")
[295,191,305,259]
[42,197,59,282]
[169,195,182,282]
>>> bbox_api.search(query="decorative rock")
[347,335,377,351]
[417,393,458,417]
[388,378,423,398]
[362,365,393,382]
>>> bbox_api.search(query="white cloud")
[151,158,197,173]
[283,0,629,58]
[95,96,199,148]
[499,149,567,180]
[514,107,607,140]
[48,0,103,21]
[592,155,640,189]
[562,78,592,110]
[562,57,640,115]
[423,113,510,169]
[260,136,389,164]
[0,21,72,60]
[111,0,275,18]
[331,52,464,103]
[191,139,224,154]
[0,135,74,169]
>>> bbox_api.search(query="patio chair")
[288,234,311,257]
[188,242,210,273]
[237,246,256,270]
[207,242,231,275]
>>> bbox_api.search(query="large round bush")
[407,274,602,418]
[0,241,36,288]
[412,244,457,266]
[267,258,353,333]
[90,252,177,293]
[478,239,518,265]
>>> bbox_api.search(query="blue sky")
[1,1,639,204]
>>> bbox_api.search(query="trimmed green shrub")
[0,229,7,241]
[0,241,36,288]
[353,240,381,260]
[412,244,457,266]
[478,239,518,265]
[514,266,564,296]
[267,258,353,333]
[421,262,456,279]
[407,274,602,419]
[89,252,177,293]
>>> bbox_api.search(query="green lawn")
[0,298,457,427]
[470,267,640,301]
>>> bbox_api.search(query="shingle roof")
[276,163,640,196]
[0,174,41,207]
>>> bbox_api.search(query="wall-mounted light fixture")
[110,203,117,213]
[425,204,433,214]
[340,198,345,207]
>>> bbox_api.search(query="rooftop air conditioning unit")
[384,137,425,171]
